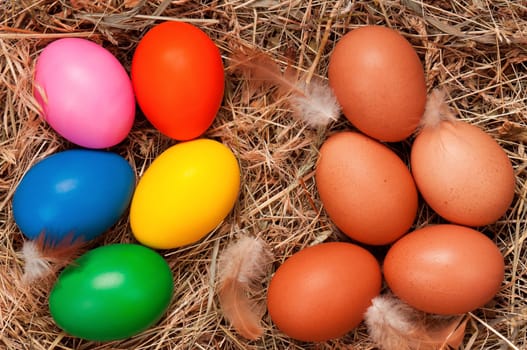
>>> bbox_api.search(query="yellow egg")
[130,139,240,249]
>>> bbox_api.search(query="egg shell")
[328,25,426,142]
[34,38,135,149]
[383,224,505,315]
[130,139,240,249]
[131,21,225,140]
[411,120,515,226]
[315,131,418,245]
[12,149,135,243]
[49,244,174,341]
[267,242,382,342]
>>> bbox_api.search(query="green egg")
[49,243,174,341]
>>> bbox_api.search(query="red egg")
[131,21,224,140]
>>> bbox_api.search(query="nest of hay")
[1,1,526,349]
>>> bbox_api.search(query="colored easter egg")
[34,38,135,148]
[130,139,239,249]
[13,149,135,243]
[131,21,224,140]
[49,244,174,341]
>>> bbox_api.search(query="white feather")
[365,294,467,350]
[218,235,271,285]
[365,294,418,339]
[21,240,51,283]
[419,88,457,130]
[291,79,341,128]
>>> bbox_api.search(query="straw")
[1,1,526,349]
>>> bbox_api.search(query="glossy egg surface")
[267,242,382,342]
[13,149,135,243]
[49,244,174,341]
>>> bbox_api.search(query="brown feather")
[228,46,297,94]
[218,278,265,340]
[228,46,340,127]
[21,232,85,283]
[217,235,272,340]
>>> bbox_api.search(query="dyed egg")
[130,139,240,249]
[267,242,382,342]
[315,131,418,245]
[328,25,426,142]
[411,120,515,226]
[12,150,135,243]
[34,38,135,148]
[384,224,505,315]
[49,244,174,341]
[131,21,225,140]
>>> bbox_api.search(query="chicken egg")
[315,131,418,245]
[411,119,515,227]
[267,242,382,342]
[328,25,426,142]
[383,224,505,315]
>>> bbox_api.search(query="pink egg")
[34,38,135,149]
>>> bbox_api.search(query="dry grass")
[1,0,527,349]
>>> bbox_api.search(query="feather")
[419,88,457,130]
[228,46,340,128]
[365,294,467,350]
[217,235,273,340]
[21,232,85,283]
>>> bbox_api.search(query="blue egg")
[13,149,135,243]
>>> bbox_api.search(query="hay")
[1,0,526,349]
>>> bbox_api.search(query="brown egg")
[315,131,418,245]
[411,120,515,226]
[328,25,426,142]
[267,242,382,342]
[383,224,505,315]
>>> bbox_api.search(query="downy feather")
[365,294,467,350]
[217,235,272,340]
[21,233,84,283]
[228,47,340,127]
[419,88,457,130]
